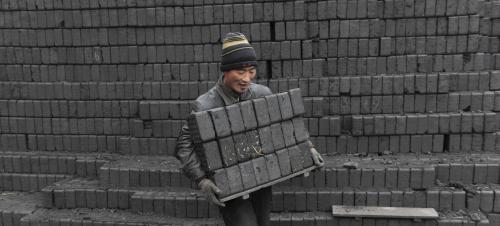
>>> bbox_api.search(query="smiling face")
[223,66,257,94]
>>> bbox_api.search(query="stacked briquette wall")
[1,0,500,225]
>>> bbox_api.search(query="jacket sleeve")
[174,101,206,183]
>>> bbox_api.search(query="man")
[175,32,324,226]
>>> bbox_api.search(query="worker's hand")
[198,178,226,207]
[309,147,325,168]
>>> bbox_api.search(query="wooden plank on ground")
[331,206,439,219]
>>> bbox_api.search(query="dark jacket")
[175,77,273,182]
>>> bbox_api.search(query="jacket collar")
[215,75,252,105]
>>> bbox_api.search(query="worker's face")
[223,66,257,94]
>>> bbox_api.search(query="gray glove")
[198,178,226,207]
[310,147,325,167]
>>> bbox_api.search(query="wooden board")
[219,165,317,202]
[331,206,439,219]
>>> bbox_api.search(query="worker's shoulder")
[193,87,222,112]
[249,83,273,97]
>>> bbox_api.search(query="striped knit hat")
[220,32,257,72]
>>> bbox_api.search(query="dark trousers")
[219,187,272,226]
